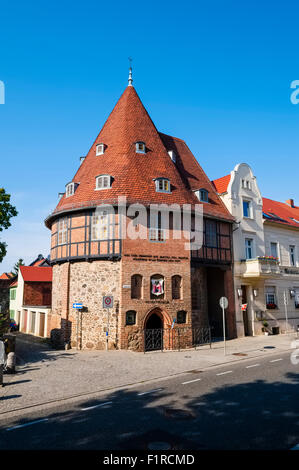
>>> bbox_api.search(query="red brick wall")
[23,281,52,306]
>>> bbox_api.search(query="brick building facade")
[45,76,236,351]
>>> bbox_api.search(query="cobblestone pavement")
[0,331,298,416]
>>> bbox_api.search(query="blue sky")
[1,0,299,273]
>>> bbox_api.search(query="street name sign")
[73,303,83,309]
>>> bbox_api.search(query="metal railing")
[142,326,212,352]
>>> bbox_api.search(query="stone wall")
[50,260,121,350]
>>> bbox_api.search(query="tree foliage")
[12,258,25,276]
[0,188,18,263]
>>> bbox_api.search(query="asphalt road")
[0,350,298,450]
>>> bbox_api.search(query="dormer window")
[168,150,176,163]
[65,182,78,198]
[195,189,209,203]
[135,141,146,154]
[80,156,85,164]
[95,175,112,190]
[96,143,105,156]
[154,178,171,193]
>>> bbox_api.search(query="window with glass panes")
[58,218,68,245]
[91,211,109,240]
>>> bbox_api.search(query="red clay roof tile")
[48,86,234,224]
[20,266,52,282]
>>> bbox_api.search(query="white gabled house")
[213,163,299,337]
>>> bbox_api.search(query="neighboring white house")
[213,163,299,336]
[9,265,52,338]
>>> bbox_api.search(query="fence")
[142,326,212,352]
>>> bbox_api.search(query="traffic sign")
[103,296,114,309]
[219,297,228,309]
[73,303,83,309]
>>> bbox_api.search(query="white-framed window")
[265,286,277,308]
[270,242,279,259]
[57,218,68,245]
[149,212,166,242]
[66,182,76,197]
[135,141,146,154]
[243,199,252,218]
[195,189,209,203]
[95,175,112,190]
[96,143,105,155]
[242,179,251,190]
[290,245,296,266]
[245,238,254,259]
[154,178,171,193]
[168,150,176,163]
[91,211,109,240]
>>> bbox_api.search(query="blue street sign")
[73,303,83,309]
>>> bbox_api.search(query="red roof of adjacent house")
[212,174,231,194]
[19,266,52,282]
[31,258,47,266]
[9,279,18,287]
[263,198,299,229]
[0,272,14,280]
[46,85,233,224]
[212,173,299,230]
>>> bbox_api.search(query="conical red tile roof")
[48,85,233,223]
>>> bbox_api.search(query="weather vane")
[128,57,133,86]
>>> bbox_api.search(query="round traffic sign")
[219,296,228,309]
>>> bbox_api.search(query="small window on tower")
[168,150,176,163]
[96,143,105,156]
[135,141,146,154]
[154,178,171,193]
[195,189,209,203]
[65,182,78,198]
[95,175,112,190]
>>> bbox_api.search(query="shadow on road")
[0,371,298,450]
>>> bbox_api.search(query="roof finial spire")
[128,57,133,86]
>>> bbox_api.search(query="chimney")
[286,199,295,208]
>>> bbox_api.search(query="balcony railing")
[235,257,281,278]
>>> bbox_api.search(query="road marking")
[6,418,49,431]
[182,378,202,385]
[270,358,283,363]
[81,401,112,411]
[246,364,260,369]
[138,388,163,396]
[216,371,233,376]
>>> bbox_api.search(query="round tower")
[45,77,236,350]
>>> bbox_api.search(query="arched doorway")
[146,313,163,330]
[144,310,164,351]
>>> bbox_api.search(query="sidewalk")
[0,332,298,416]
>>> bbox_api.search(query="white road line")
[182,378,202,385]
[138,388,163,396]
[246,364,260,369]
[216,371,233,376]
[270,358,283,363]
[81,401,112,411]
[6,418,49,431]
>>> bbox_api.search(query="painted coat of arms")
[151,279,164,296]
